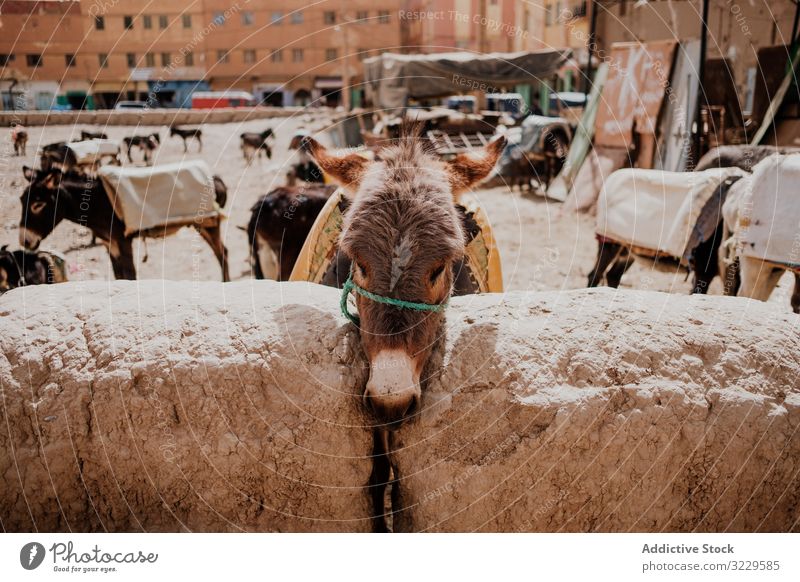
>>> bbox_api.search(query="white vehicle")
[114,101,149,110]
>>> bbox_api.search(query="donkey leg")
[367,429,391,533]
[587,240,623,287]
[792,274,800,314]
[738,256,781,302]
[691,225,724,294]
[605,251,634,289]
[108,238,136,280]
[199,225,230,282]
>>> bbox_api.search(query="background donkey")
[19,166,229,281]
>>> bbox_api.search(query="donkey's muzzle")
[19,227,42,251]
[364,349,421,427]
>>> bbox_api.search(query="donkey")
[240,129,274,164]
[80,130,108,141]
[304,130,505,531]
[19,167,229,281]
[0,245,68,293]
[123,133,160,164]
[246,184,336,280]
[170,126,203,152]
[721,155,800,313]
[40,142,78,172]
[12,128,28,156]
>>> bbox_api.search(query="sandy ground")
[1,117,795,308]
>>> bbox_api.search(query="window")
[325,48,337,61]
[159,15,168,29]
[378,10,389,24]
[213,11,226,26]
[95,16,105,30]
[243,49,256,63]
[0,54,13,66]
[355,10,368,22]
[271,50,283,63]
[242,11,254,25]
[161,52,171,66]
[270,11,283,24]
[126,53,136,68]
[545,4,552,25]
[323,11,336,24]
[182,14,191,28]
[217,50,230,63]
[98,53,108,68]
[292,48,303,62]
[145,53,155,67]
[124,15,133,29]
[26,54,42,67]
[291,11,303,24]
[65,54,76,67]
[184,51,194,66]
[143,15,152,29]
[356,48,368,60]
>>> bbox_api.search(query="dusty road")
[1,117,794,309]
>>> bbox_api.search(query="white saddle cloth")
[67,139,119,165]
[597,167,745,257]
[735,153,800,267]
[98,160,220,236]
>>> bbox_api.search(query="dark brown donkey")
[305,131,505,531]
[19,167,229,281]
[246,184,336,280]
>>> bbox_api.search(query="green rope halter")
[340,266,449,327]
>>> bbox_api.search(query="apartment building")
[1,0,408,109]
[593,0,797,109]
[0,0,87,110]
[80,0,208,108]
[200,0,403,106]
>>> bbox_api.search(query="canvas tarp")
[547,62,609,201]
[596,167,746,258]
[67,139,120,165]
[594,41,677,150]
[363,50,571,109]
[98,160,220,237]
[735,153,800,267]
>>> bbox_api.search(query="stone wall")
[1,281,798,532]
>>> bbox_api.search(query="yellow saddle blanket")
[289,189,503,293]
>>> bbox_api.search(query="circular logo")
[20,542,46,570]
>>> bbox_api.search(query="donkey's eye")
[429,264,445,284]
[30,201,47,214]
[354,261,367,278]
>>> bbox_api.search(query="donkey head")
[19,166,72,250]
[306,133,505,426]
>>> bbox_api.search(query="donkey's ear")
[303,137,368,190]
[446,136,507,195]
[23,166,35,182]
[43,169,63,190]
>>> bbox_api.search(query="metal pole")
[694,0,710,161]
[586,0,599,95]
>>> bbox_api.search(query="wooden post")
[693,0,710,162]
